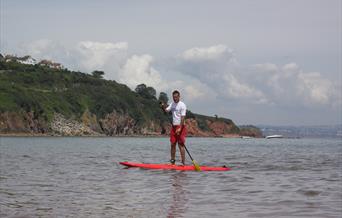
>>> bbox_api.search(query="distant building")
[2,54,64,70]
[4,55,37,65]
[38,59,64,69]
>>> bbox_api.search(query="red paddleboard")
[120,161,231,171]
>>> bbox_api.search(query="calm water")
[0,137,341,218]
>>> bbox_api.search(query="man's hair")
[172,90,180,96]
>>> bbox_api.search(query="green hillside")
[0,56,251,136]
[0,59,169,125]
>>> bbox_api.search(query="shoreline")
[0,133,242,138]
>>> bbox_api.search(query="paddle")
[183,144,201,171]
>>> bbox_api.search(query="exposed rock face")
[81,109,101,132]
[98,111,136,136]
[186,118,212,137]
[0,111,256,137]
[51,113,101,136]
[206,120,239,136]
[0,111,48,134]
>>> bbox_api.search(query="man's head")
[172,90,180,103]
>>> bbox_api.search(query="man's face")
[173,93,180,103]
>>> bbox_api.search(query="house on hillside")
[2,54,65,70]
[38,59,64,69]
[3,55,37,65]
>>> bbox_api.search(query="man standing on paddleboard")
[160,90,187,165]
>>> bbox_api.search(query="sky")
[0,0,341,126]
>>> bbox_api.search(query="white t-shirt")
[166,101,187,125]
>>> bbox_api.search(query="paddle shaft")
[183,144,194,162]
[184,143,201,171]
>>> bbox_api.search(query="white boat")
[241,136,253,139]
[266,135,283,139]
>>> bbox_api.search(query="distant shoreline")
[0,133,241,138]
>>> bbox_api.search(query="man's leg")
[170,126,177,164]
[178,143,185,165]
[177,125,187,165]
[170,143,177,164]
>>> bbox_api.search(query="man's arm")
[159,102,170,113]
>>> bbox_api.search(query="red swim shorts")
[170,125,187,144]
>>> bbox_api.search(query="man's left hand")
[175,128,181,135]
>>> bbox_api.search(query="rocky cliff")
[0,111,261,137]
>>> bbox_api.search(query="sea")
[0,137,341,218]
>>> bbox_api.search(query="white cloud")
[178,45,339,108]
[16,40,341,120]
[178,44,266,103]
[223,74,267,103]
[19,39,126,72]
[119,54,163,90]
[180,44,234,62]
[184,80,215,101]
[297,72,334,104]
[19,39,69,63]
[18,39,166,91]
[75,41,128,74]
[251,62,338,106]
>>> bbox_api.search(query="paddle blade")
[192,160,201,171]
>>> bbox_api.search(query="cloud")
[19,39,70,63]
[119,54,163,90]
[251,62,338,106]
[297,72,334,104]
[177,45,339,108]
[18,39,166,91]
[178,44,267,103]
[75,41,128,74]
[180,44,234,62]
[178,80,215,101]
[16,40,340,112]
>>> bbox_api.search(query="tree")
[146,87,156,98]
[91,70,104,79]
[135,84,156,99]
[158,92,168,104]
[135,84,147,94]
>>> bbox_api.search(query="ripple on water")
[296,189,321,197]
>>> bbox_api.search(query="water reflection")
[167,172,188,218]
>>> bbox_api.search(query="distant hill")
[0,54,260,137]
[258,124,342,138]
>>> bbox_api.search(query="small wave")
[0,176,7,180]
[247,190,263,194]
[297,189,321,197]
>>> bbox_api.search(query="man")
[160,90,187,165]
